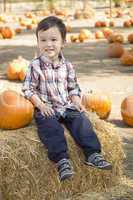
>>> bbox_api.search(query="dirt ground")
[0,17,133,199]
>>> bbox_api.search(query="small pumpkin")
[0,90,34,129]
[95,30,104,39]
[123,20,132,28]
[7,56,29,80]
[95,21,102,27]
[107,43,124,58]
[1,27,15,39]
[82,92,111,119]
[109,21,115,27]
[70,34,79,43]
[102,28,113,39]
[128,33,133,44]
[121,95,133,126]
[79,29,93,39]
[120,49,133,66]
[19,66,28,81]
[108,33,124,44]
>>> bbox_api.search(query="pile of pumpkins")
[107,33,133,66]
[6,56,29,81]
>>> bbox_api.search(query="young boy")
[22,16,112,181]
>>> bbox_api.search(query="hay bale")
[0,112,124,200]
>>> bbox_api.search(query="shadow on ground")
[0,41,133,77]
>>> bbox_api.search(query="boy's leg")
[34,110,74,181]
[64,109,101,157]
[64,110,112,170]
[34,110,69,162]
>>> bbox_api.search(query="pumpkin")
[74,10,83,19]
[15,27,22,34]
[82,92,111,119]
[95,21,102,27]
[7,56,29,80]
[101,21,107,27]
[79,29,92,39]
[107,33,124,43]
[102,28,113,39]
[70,34,79,43]
[66,24,72,33]
[78,33,85,42]
[123,20,132,27]
[0,90,34,129]
[128,34,133,44]
[107,43,124,58]
[19,66,28,81]
[95,30,104,39]
[26,24,33,30]
[109,21,115,27]
[120,49,133,66]
[121,95,133,126]
[1,27,15,39]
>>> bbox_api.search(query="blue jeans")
[34,108,101,163]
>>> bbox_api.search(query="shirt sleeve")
[22,62,40,99]
[67,62,81,97]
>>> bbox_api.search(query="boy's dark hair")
[36,16,66,41]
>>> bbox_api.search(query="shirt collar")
[39,51,66,69]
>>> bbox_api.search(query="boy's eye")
[52,38,57,41]
[41,39,46,42]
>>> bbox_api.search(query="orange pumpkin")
[7,60,22,80]
[79,29,93,39]
[123,20,132,27]
[19,66,28,81]
[7,56,29,80]
[95,21,102,27]
[120,49,133,66]
[121,95,133,126]
[82,92,111,119]
[128,34,133,44]
[74,10,83,19]
[109,21,115,27]
[108,33,124,44]
[70,34,79,43]
[95,30,104,39]
[1,27,15,39]
[102,28,113,39]
[0,90,34,129]
[107,43,124,58]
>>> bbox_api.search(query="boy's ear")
[62,40,66,48]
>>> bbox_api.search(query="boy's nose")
[47,41,52,47]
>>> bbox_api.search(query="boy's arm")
[67,62,85,112]
[22,63,54,116]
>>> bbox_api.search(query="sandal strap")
[88,153,106,164]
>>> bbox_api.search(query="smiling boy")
[22,16,112,182]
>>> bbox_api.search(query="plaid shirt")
[22,53,81,114]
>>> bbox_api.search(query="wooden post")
[109,0,112,19]
[3,0,7,13]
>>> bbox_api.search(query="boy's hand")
[39,102,55,117]
[74,102,86,112]
[70,95,86,112]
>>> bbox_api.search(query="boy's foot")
[85,153,112,170]
[57,158,74,181]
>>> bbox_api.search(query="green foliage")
[8,0,43,2]
[112,0,124,4]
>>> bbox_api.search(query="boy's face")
[37,26,64,62]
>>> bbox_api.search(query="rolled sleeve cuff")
[68,88,81,97]
[23,90,35,99]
